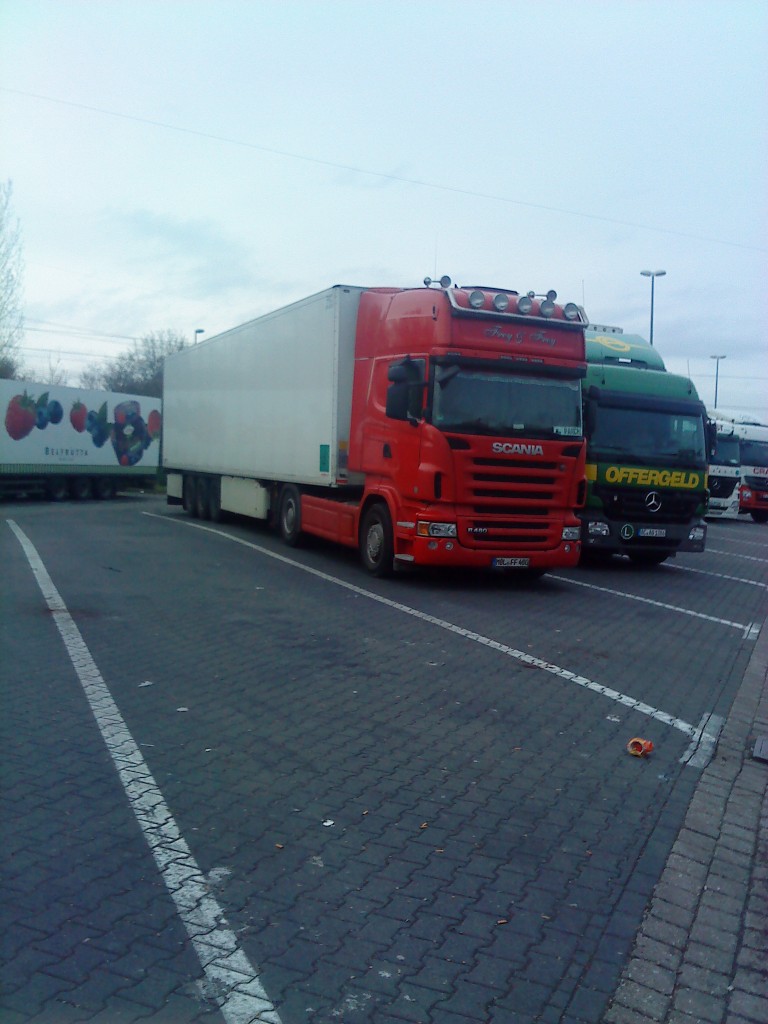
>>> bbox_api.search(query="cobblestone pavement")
[1,498,766,1024]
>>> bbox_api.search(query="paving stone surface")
[1,497,766,1023]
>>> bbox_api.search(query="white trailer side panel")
[163,286,364,485]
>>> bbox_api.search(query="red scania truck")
[163,279,588,576]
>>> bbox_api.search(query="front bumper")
[579,512,707,555]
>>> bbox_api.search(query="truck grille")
[708,476,738,499]
[448,446,580,550]
[595,484,701,523]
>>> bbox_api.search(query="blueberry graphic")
[47,400,63,424]
[86,410,97,431]
[36,407,49,429]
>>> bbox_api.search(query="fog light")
[445,542,454,551]
[688,526,706,542]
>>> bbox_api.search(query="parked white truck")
[706,415,742,520]
[1,379,162,500]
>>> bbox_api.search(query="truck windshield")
[431,369,582,438]
[711,435,741,467]
[740,440,768,468]
[590,406,707,465]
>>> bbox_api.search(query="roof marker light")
[469,290,485,309]
[493,293,510,311]
[546,290,557,302]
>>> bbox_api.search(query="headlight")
[561,526,581,541]
[741,488,752,500]
[588,521,610,537]
[417,521,457,538]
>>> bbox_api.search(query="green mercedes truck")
[580,326,711,565]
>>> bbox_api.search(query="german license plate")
[493,557,530,568]
[638,528,666,538]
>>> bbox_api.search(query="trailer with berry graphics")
[1,379,162,500]
[164,279,589,578]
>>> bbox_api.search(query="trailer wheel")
[46,477,69,502]
[183,476,196,515]
[279,485,302,546]
[360,502,394,577]
[207,477,222,522]
[69,476,92,501]
[195,477,211,520]
[93,477,115,500]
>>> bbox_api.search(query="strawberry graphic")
[5,393,37,440]
[147,409,162,439]
[70,400,87,432]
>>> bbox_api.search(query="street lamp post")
[194,328,205,344]
[710,354,726,409]
[640,269,666,346]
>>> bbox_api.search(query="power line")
[3,86,765,254]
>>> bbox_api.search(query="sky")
[1,0,766,419]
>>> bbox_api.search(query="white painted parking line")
[666,564,768,590]
[550,575,756,637]
[705,547,768,564]
[7,521,281,1024]
[147,514,715,759]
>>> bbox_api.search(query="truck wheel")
[207,477,222,522]
[93,477,115,500]
[195,477,211,520]
[46,477,69,502]
[360,502,394,577]
[751,511,768,524]
[69,477,92,500]
[628,551,668,566]
[279,485,302,545]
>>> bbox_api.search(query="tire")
[195,477,211,520]
[628,551,668,566]
[751,511,768,524]
[183,476,196,516]
[279,485,302,546]
[93,477,115,500]
[46,477,69,502]
[207,477,222,522]
[69,476,92,501]
[360,502,394,577]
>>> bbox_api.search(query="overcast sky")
[1,0,766,418]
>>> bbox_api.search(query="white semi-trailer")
[1,379,162,500]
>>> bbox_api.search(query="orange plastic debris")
[627,737,654,757]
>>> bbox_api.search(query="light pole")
[640,270,666,346]
[194,328,205,344]
[710,355,726,409]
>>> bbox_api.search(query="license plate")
[493,557,530,568]
[638,528,666,538]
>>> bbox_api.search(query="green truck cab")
[580,326,710,565]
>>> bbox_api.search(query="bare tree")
[0,180,25,378]
[80,329,187,397]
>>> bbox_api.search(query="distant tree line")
[80,330,187,397]
[0,180,25,379]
